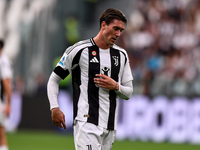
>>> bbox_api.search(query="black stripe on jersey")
[87,45,100,125]
[90,38,95,46]
[53,66,70,80]
[120,51,127,66]
[113,45,128,66]
[107,47,120,130]
[0,80,3,102]
[71,49,84,121]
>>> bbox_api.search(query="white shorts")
[73,120,116,150]
[0,104,6,127]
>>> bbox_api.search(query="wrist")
[113,82,119,91]
[51,107,59,111]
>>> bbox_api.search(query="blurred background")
[1,0,200,147]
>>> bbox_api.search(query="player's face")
[102,19,125,47]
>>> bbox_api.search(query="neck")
[93,33,110,49]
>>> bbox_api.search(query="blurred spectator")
[35,73,46,94]
[64,16,80,46]
[117,0,200,98]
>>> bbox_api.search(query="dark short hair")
[0,39,4,49]
[99,8,127,28]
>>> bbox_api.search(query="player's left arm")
[94,50,133,100]
[94,74,133,100]
[117,52,133,100]
[115,80,133,100]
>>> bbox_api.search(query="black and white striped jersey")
[0,54,12,103]
[54,38,133,130]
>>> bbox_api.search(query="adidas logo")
[90,57,99,63]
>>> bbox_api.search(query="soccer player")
[0,40,12,150]
[47,8,133,150]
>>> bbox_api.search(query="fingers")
[94,74,107,83]
[94,78,105,87]
[51,108,67,129]
[61,115,67,129]
[95,73,106,78]
[94,74,116,90]
[53,118,66,129]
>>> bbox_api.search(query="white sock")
[0,145,8,150]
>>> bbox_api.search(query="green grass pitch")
[7,130,200,150]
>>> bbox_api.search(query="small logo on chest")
[91,51,97,56]
[90,57,99,63]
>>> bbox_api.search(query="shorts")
[0,104,6,127]
[73,120,116,150]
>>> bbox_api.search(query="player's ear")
[101,21,107,29]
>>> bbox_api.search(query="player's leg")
[0,104,8,150]
[0,126,8,150]
[74,121,102,150]
[102,129,116,150]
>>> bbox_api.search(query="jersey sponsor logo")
[59,56,65,66]
[112,56,119,66]
[90,57,99,63]
[91,51,97,56]
[102,67,110,76]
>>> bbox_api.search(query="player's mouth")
[111,38,117,42]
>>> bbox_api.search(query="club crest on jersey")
[92,51,97,56]
[59,56,65,66]
[112,56,119,66]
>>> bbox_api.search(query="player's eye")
[114,27,124,32]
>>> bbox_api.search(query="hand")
[3,104,11,117]
[51,107,67,129]
[94,73,119,90]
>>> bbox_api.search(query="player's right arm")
[47,47,72,129]
[47,72,66,129]
[47,42,83,129]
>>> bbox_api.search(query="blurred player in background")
[47,8,133,150]
[0,40,12,150]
